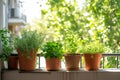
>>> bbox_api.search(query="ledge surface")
[2,68,120,80]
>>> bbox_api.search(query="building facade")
[8,0,26,34]
[0,0,26,51]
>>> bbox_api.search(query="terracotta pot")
[84,54,102,71]
[46,58,61,71]
[0,59,5,69]
[8,55,18,70]
[17,49,37,71]
[64,54,81,71]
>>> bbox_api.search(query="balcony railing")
[36,53,120,69]
[9,53,120,70]
[102,54,120,68]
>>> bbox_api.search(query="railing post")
[116,56,118,68]
[80,56,82,68]
[103,56,105,69]
[39,55,40,69]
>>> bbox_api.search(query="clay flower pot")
[17,49,37,71]
[8,54,18,70]
[46,58,61,71]
[64,54,81,71]
[84,54,102,71]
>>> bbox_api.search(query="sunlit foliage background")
[26,0,120,68]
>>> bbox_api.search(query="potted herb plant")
[82,41,105,71]
[0,28,17,70]
[63,36,82,71]
[14,30,45,71]
[42,41,63,71]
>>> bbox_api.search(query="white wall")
[0,0,7,29]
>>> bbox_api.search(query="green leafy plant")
[0,28,13,61]
[63,34,80,54]
[14,30,45,56]
[42,41,63,59]
[81,41,105,54]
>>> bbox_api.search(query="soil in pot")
[46,58,61,71]
[64,54,81,71]
[84,54,102,71]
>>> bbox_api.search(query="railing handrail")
[11,53,120,56]
[103,53,120,56]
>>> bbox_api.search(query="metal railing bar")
[12,53,120,56]
[38,56,40,69]
[102,54,120,56]
[80,57,82,68]
[116,56,118,68]
[103,56,105,69]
